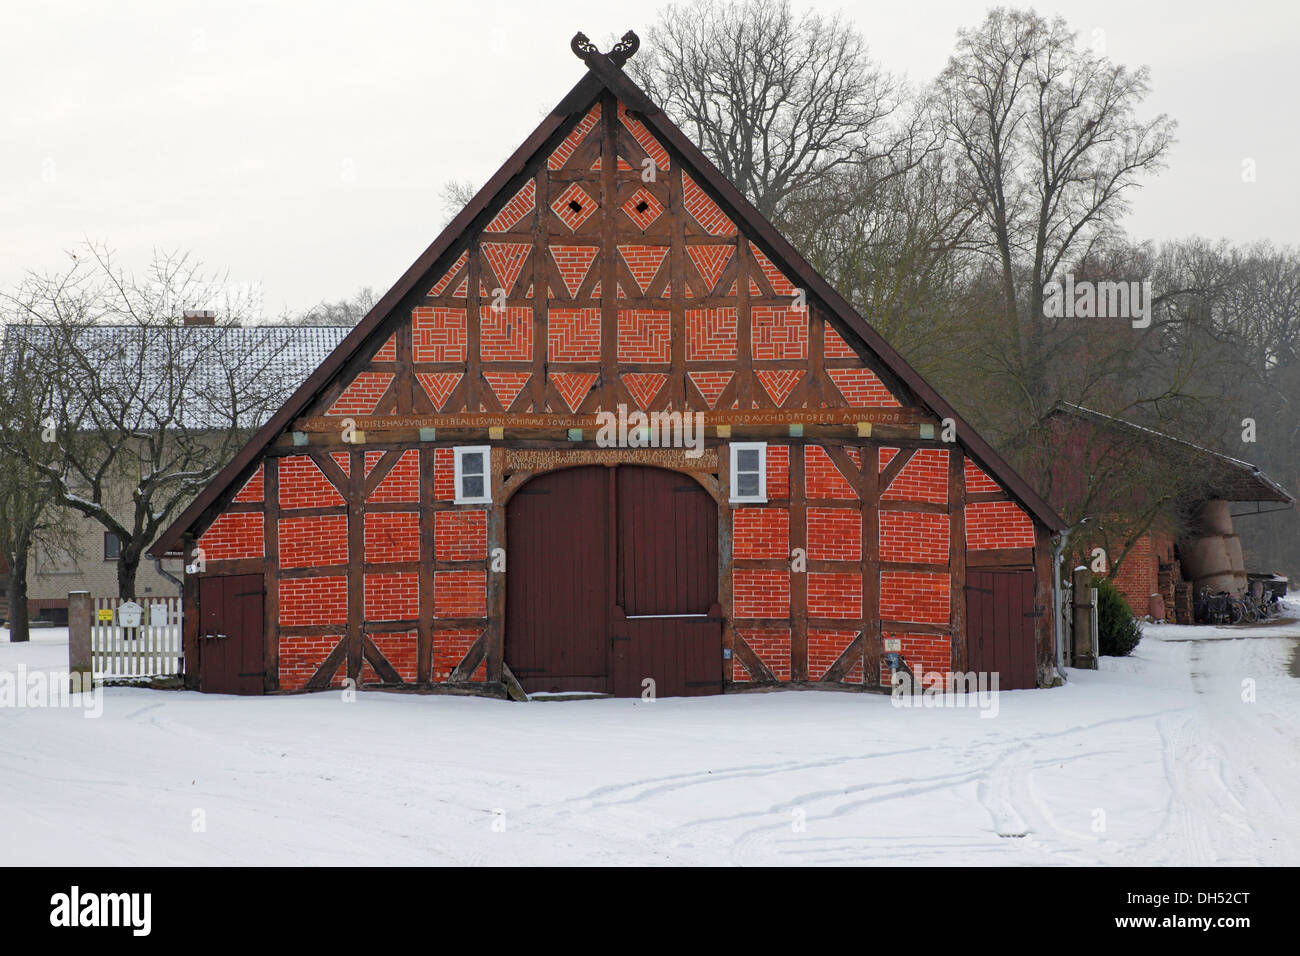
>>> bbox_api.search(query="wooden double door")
[197,574,265,695]
[505,466,721,698]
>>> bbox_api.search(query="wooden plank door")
[504,466,611,694]
[612,467,721,698]
[965,568,1036,690]
[198,574,265,695]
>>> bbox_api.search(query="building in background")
[1042,403,1293,621]
[1,321,349,624]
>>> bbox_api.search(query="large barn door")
[613,467,720,698]
[504,465,720,698]
[197,574,264,695]
[965,569,1036,690]
[505,466,612,694]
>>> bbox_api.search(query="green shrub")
[1093,576,1142,657]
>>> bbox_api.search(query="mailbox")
[116,601,144,629]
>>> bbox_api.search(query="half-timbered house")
[149,33,1066,697]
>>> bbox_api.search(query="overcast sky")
[4,0,1296,317]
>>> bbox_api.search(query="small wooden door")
[198,574,265,695]
[965,568,1037,690]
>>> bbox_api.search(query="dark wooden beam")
[262,458,280,692]
[948,446,967,674]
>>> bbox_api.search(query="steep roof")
[149,39,1066,557]
[1046,402,1294,505]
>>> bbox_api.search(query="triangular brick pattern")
[618,245,668,294]
[429,251,468,298]
[683,172,735,235]
[484,371,531,410]
[964,459,1002,494]
[622,372,667,409]
[484,180,535,233]
[302,94,911,420]
[687,245,734,293]
[750,244,798,296]
[619,102,671,172]
[231,465,263,503]
[327,372,392,416]
[549,372,598,412]
[415,372,462,410]
[689,371,733,408]
[828,368,900,407]
[756,369,804,407]
[550,245,598,298]
[481,242,531,296]
[548,103,601,170]
[824,325,857,358]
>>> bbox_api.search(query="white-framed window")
[729,442,767,503]
[453,446,492,504]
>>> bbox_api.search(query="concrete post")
[1070,568,1098,669]
[68,591,93,692]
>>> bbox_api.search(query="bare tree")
[0,324,75,640]
[936,7,1175,416]
[631,0,923,222]
[439,179,478,228]
[291,286,380,327]
[6,243,295,598]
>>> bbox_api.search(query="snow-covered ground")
[2,603,1299,866]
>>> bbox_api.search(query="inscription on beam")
[298,407,931,433]
[502,447,719,473]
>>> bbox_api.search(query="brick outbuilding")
[150,35,1066,697]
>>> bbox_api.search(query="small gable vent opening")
[568,199,583,214]
[635,199,649,213]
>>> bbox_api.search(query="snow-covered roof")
[1047,402,1294,505]
[0,323,351,430]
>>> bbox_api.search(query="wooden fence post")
[1071,567,1098,670]
[68,591,93,691]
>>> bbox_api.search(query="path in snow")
[1,606,1298,866]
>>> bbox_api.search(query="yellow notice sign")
[96,609,113,622]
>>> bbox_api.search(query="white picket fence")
[91,596,184,678]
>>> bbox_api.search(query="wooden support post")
[789,442,808,681]
[68,590,92,693]
[718,442,735,685]
[860,444,881,687]
[599,90,619,411]
[417,446,436,682]
[181,533,200,690]
[948,446,967,675]
[262,458,280,692]
[485,461,506,683]
[1071,565,1098,671]
[347,447,365,682]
